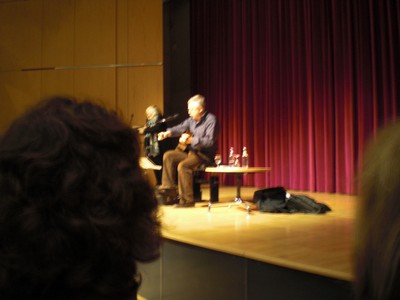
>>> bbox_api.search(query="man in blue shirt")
[158,94,219,207]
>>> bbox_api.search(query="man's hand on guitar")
[179,132,192,145]
[176,131,193,152]
[157,131,171,141]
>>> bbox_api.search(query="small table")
[204,166,271,203]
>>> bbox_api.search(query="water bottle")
[242,146,248,168]
[228,147,234,167]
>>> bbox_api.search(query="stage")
[138,186,355,300]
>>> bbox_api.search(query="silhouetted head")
[0,96,161,300]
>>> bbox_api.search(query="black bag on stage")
[286,194,331,214]
[253,187,331,214]
[253,186,288,213]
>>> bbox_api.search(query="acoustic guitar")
[176,131,192,152]
[176,132,210,162]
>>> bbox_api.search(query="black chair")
[193,163,219,203]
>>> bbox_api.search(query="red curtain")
[190,0,400,194]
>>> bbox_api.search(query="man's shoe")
[157,187,177,193]
[174,202,195,208]
[155,188,178,205]
[165,195,180,205]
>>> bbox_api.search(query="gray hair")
[146,105,161,117]
[187,94,205,109]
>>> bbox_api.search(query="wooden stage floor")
[160,185,356,282]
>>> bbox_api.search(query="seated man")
[158,94,218,207]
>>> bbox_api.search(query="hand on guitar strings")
[179,132,192,145]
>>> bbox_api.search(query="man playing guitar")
[157,94,219,207]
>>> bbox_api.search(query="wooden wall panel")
[128,66,163,126]
[74,68,117,109]
[0,71,41,132]
[42,0,75,67]
[116,0,128,64]
[41,69,74,98]
[116,0,129,121]
[116,0,164,124]
[0,0,163,133]
[128,0,163,63]
[0,0,42,70]
[117,68,130,122]
[74,0,116,65]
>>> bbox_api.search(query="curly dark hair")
[0,97,161,299]
[354,121,400,300]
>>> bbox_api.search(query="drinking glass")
[234,154,241,167]
[214,154,222,167]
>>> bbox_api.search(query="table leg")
[234,173,243,203]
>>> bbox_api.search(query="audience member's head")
[0,96,161,300]
[354,121,400,300]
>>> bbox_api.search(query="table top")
[204,166,271,174]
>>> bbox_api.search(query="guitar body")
[176,131,192,152]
